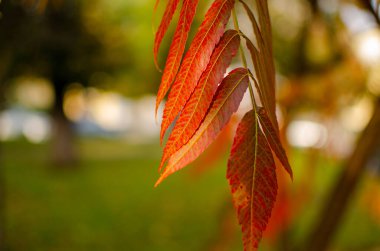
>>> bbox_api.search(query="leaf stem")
[232,6,257,110]
[233,6,260,247]
[233,9,260,247]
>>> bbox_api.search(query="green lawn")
[1,139,380,251]
[1,139,242,251]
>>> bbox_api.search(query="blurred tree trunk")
[360,0,380,24]
[0,53,10,251]
[0,88,6,251]
[301,98,380,251]
[51,80,77,167]
[299,2,380,250]
[0,146,6,251]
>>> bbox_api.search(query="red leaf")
[160,0,235,142]
[264,168,292,240]
[159,29,240,170]
[154,0,180,69]
[156,68,249,186]
[240,0,277,128]
[154,0,160,11]
[227,110,278,251]
[256,0,273,55]
[244,37,274,125]
[239,0,273,68]
[189,118,235,176]
[155,0,199,115]
[257,107,293,179]
[239,0,274,89]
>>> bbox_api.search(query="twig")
[300,98,380,251]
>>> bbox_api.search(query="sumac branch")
[153,0,293,249]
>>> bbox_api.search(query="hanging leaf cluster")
[153,0,293,249]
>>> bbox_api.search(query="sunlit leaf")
[160,0,235,142]
[156,68,249,186]
[155,0,199,115]
[257,107,293,179]
[239,0,273,86]
[153,1,293,249]
[240,0,277,127]
[159,29,240,169]
[154,0,180,69]
[227,110,278,251]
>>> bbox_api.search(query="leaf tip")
[159,129,165,146]
[155,102,160,121]
[158,157,166,173]
[154,173,167,187]
[288,169,294,181]
[154,180,161,188]
[154,56,163,72]
[160,118,170,145]
[154,0,160,11]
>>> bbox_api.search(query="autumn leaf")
[241,0,272,60]
[255,0,272,56]
[239,0,277,128]
[264,168,292,240]
[154,0,160,11]
[239,1,264,57]
[257,107,293,179]
[189,118,235,177]
[239,0,274,89]
[156,68,249,186]
[154,0,180,69]
[160,0,235,142]
[244,38,266,109]
[159,29,240,170]
[153,0,293,249]
[244,37,278,130]
[227,110,278,251]
[155,0,199,115]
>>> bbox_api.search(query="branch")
[0,145,6,251]
[300,98,380,251]
[359,0,380,25]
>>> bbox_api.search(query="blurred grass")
[2,139,241,251]
[1,139,380,251]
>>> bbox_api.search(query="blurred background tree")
[0,0,104,165]
[0,0,165,165]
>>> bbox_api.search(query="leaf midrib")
[169,32,239,148]
[162,0,192,86]
[165,0,230,121]
[165,72,248,171]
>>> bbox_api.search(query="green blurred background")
[0,0,380,250]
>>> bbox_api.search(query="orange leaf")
[264,167,292,240]
[239,0,264,53]
[154,0,160,11]
[227,110,278,251]
[155,0,199,115]
[156,68,249,186]
[243,38,266,109]
[159,29,240,170]
[189,118,235,176]
[239,0,274,87]
[241,0,272,59]
[257,107,293,179]
[240,0,277,128]
[160,0,235,142]
[244,37,278,129]
[256,0,272,56]
[154,0,180,69]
